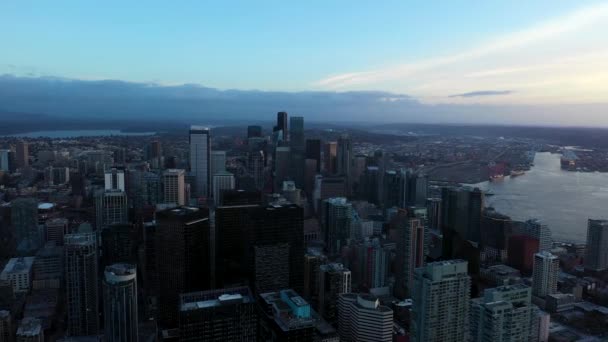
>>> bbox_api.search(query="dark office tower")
[303,251,327,304]
[215,203,260,287]
[351,155,367,190]
[189,126,211,198]
[103,264,138,342]
[276,111,289,141]
[440,187,484,258]
[156,207,210,327]
[274,146,290,191]
[305,139,321,173]
[11,197,40,252]
[362,166,380,204]
[45,218,68,246]
[336,134,352,190]
[391,210,426,298]
[251,203,304,293]
[426,198,442,231]
[480,208,512,263]
[15,141,28,169]
[323,142,337,174]
[382,170,400,208]
[179,287,257,341]
[64,232,99,336]
[146,140,162,160]
[318,263,351,323]
[70,171,86,197]
[247,125,262,139]
[321,197,354,256]
[414,173,428,206]
[247,148,265,190]
[304,159,318,195]
[290,116,304,150]
[507,235,539,275]
[101,224,138,267]
[142,222,158,306]
[584,219,608,272]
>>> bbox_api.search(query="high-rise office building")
[338,293,393,342]
[584,219,608,272]
[247,125,262,138]
[321,197,354,256]
[156,207,210,327]
[516,219,552,252]
[11,198,40,252]
[303,251,327,304]
[274,146,291,191]
[250,203,304,293]
[103,263,138,342]
[44,218,68,246]
[15,141,28,169]
[318,263,351,323]
[179,287,257,341]
[470,283,533,342]
[101,224,138,267]
[0,150,9,173]
[411,260,471,342]
[212,171,235,202]
[189,126,211,197]
[336,134,352,190]
[392,210,426,298]
[163,169,186,206]
[104,168,126,191]
[382,170,400,208]
[323,142,337,174]
[305,139,321,173]
[210,150,226,177]
[33,242,63,290]
[15,317,43,342]
[64,232,99,336]
[354,238,389,290]
[532,251,559,298]
[95,190,128,230]
[276,111,288,141]
[290,116,304,150]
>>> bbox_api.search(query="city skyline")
[2,1,608,125]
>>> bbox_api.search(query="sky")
[1,1,608,122]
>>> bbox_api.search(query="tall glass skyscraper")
[189,126,211,197]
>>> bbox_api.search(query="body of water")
[474,152,608,243]
[5,130,156,138]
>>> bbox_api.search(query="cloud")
[449,90,512,98]
[314,3,608,104]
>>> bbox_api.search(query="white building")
[411,260,471,342]
[104,168,125,191]
[470,283,533,342]
[532,251,559,298]
[338,293,393,342]
[0,257,35,293]
[212,171,235,203]
[189,126,211,197]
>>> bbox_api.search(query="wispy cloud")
[315,3,608,104]
[449,90,512,98]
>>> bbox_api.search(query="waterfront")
[5,130,156,138]
[475,152,608,243]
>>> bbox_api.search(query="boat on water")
[489,174,504,182]
[510,170,525,177]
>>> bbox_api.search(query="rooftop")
[1,257,35,274]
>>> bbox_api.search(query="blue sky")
[1,1,608,105]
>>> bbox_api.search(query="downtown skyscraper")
[65,232,99,336]
[584,219,608,272]
[103,263,138,342]
[411,260,471,342]
[189,126,211,198]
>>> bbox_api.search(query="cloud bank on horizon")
[315,2,608,105]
